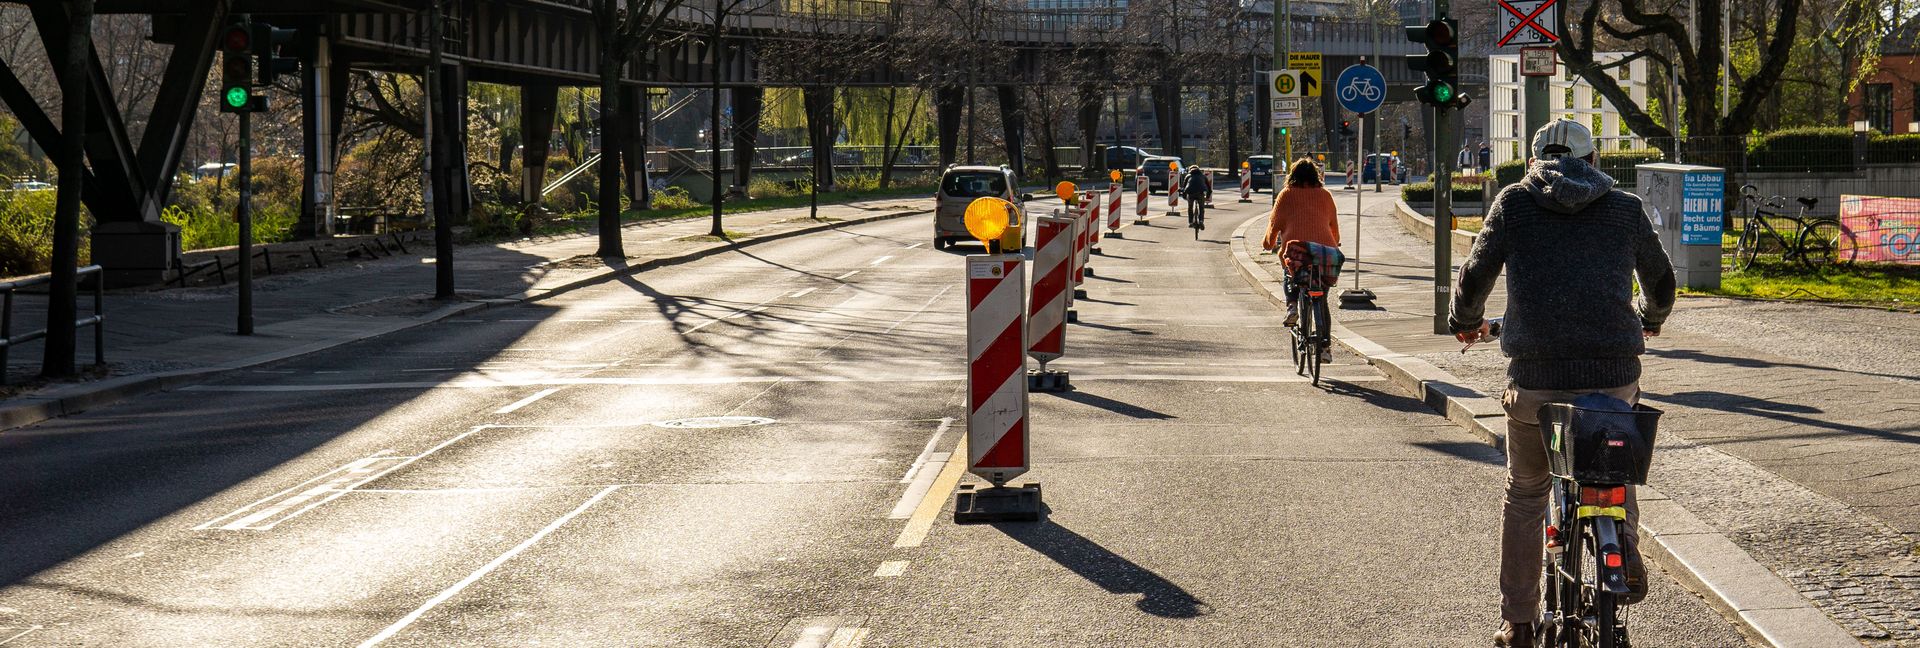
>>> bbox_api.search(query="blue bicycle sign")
[1336,64,1387,115]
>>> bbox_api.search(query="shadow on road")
[993,519,1209,619]
[1410,441,1505,466]
[1646,389,1920,447]
[1049,389,1175,419]
[1649,347,1918,383]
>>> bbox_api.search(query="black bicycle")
[1536,399,1662,648]
[1287,258,1334,387]
[1735,184,1854,270]
[1186,190,1208,239]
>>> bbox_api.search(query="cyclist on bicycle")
[1261,158,1340,340]
[1181,165,1213,221]
[1449,119,1676,647]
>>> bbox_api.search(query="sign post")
[956,197,1041,524]
[1335,63,1385,308]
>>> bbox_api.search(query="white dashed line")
[790,287,818,299]
[358,486,622,648]
[835,270,861,280]
[874,561,909,577]
[494,387,562,414]
[869,255,893,266]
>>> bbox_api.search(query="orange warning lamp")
[965,197,1018,253]
[1054,181,1077,204]
[1108,170,1122,182]
[1241,161,1250,169]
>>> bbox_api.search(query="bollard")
[1027,215,1073,393]
[956,252,1042,523]
[1239,165,1252,203]
[1107,182,1123,235]
[1167,165,1181,216]
[1134,168,1150,224]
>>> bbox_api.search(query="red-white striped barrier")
[966,253,1029,485]
[1071,203,1088,287]
[1168,169,1181,212]
[1134,169,1149,221]
[1107,184,1123,232]
[1027,216,1072,366]
[1239,167,1252,203]
[1084,190,1101,248]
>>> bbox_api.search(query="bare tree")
[591,0,688,257]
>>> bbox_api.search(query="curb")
[1226,214,1862,648]
[0,209,929,434]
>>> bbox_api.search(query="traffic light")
[219,22,255,113]
[1279,127,1289,137]
[1339,121,1355,140]
[1406,17,1471,110]
[252,23,299,86]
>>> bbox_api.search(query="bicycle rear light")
[1579,486,1626,507]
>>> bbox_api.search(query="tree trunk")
[880,86,898,188]
[803,86,837,191]
[1075,86,1102,175]
[593,4,624,257]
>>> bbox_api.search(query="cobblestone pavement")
[1316,194,1920,646]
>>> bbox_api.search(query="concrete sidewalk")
[1230,195,1916,646]
[1,198,930,430]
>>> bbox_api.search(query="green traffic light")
[1432,82,1455,104]
[225,87,249,109]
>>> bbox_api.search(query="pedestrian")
[1261,157,1340,338]
[1478,141,1492,174]
[1457,143,1474,174]
[1449,119,1676,647]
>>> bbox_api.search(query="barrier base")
[1085,265,1096,275]
[954,483,1043,524]
[1238,198,1252,203]
[1066,309,1078,323]
[1339,288,1378,309]
[1027,369,1071,392]
[1073,289,1087,300]
[1107,231,1122,239]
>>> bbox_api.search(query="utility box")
[1636,163,1724,290]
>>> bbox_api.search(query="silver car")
[934,165,1028,250]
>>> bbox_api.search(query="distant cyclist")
[1181,164,1213,225]
[1261,158,1340,337]
[1448,119,1676,647]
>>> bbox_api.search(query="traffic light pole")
[237,108,254,335]
[1274,0,1287,168]
[1430,0,1453,335]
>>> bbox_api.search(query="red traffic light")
[1426,19,1455,47]
[222,26,250,52]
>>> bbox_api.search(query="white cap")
[1531,119,1595,160]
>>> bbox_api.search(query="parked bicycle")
[1282,240,1342,387]
[1735,184,1854,270]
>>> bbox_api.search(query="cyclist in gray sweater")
[1449,119,1676,647]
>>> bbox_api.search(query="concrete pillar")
[936,86,963,169]
[730,85,763,195]
[520,83,558,204]
[298,33,338,239]
[996,85,1025,178]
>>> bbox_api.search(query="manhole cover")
[654,416,776,429]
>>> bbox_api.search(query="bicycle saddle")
[1796,197,1818,209]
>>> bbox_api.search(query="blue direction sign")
[1335,64,1387,115]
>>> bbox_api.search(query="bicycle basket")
[1537,396,1661,485]
[1283,240,1345,289]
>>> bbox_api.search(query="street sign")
[1269,70,1301,98]
[1497,0,1559,47]
[1521,46,1557,76]
[1271,98,1304,126]
[1289,52,1323,97]
[1335,64,1387,115]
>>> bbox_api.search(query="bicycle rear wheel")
[1292,294,1313,377]
[1310,294,1330,387]
[1799,220,1843,270]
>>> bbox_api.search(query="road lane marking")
[904,242,925,249]
[195,456,408,530]
[900,417,955,483]
[790,287,818,299]
[181,373,1382,392]
[400,367,457,373]
[358,486,622,648]
[827,628,869,648]
[893,436,967,548]
[0,627,41,646]
[873,561,909,577]
[494,387,561,414]
[198,427,494,531]
[682,295,786,335]
[835,270,860,280]
[869,255,893,266]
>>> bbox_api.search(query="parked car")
[777,149,861,167]
[1247,155,1277,191]
[934,165,1029,251]
[1104,145,1151,170]
[8,180,52,192]
[1361,153,1401,185]
[1139,156,1183,193]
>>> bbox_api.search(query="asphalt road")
[0,196,1752,647]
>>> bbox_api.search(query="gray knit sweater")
[1448,158,1677,390]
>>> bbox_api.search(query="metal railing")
[1,265,105,383]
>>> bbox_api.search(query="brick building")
[1851,24,1920,134]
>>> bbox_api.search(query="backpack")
[1180,171,1209,198]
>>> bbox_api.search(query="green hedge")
[1746,127,1853,172]
[1495,159,1527,187]
[1867,134,1920,165]
[1598,149,1665,185]
[1401,180,1487,204]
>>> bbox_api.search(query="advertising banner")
[1840,194,1920,265]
